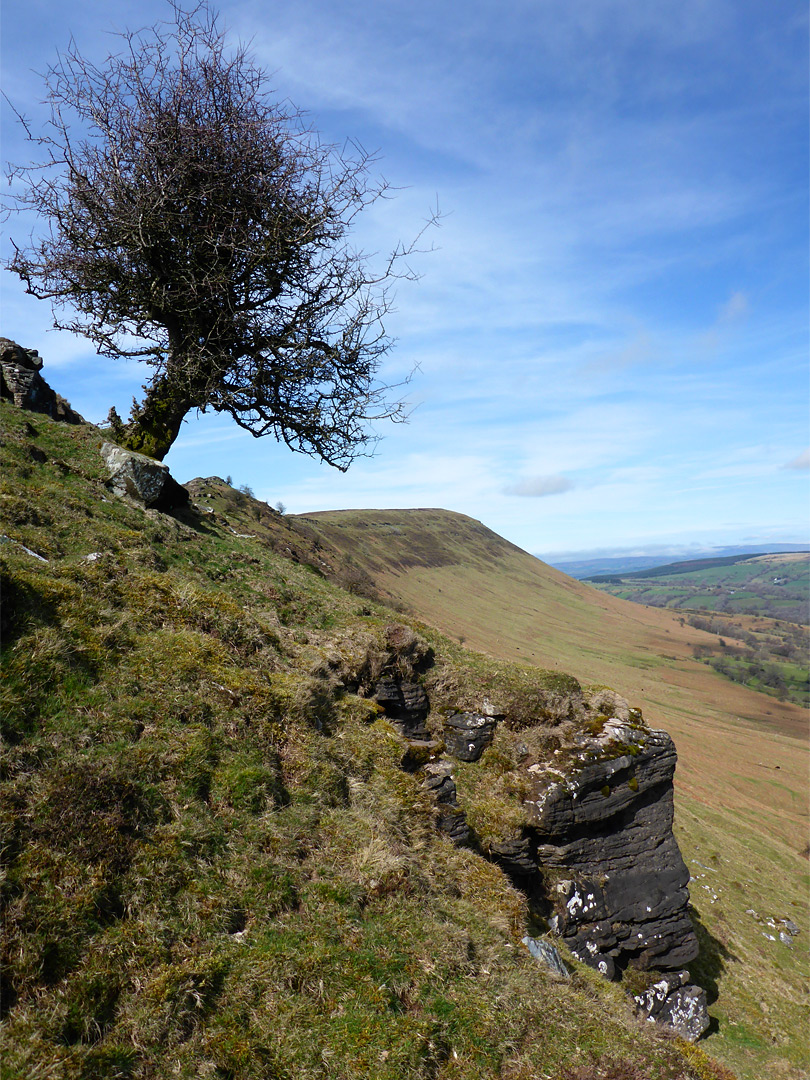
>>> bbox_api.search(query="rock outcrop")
[361,634,709,1041]
[0,338,84,423]
[528,717,698,974]
[507,714,707,1039]
[441,708,499,761]
[101,442,189,511]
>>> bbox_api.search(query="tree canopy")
[6,3,429,462]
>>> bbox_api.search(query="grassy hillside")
[301,508,810,1080]
[0,402,748,1080]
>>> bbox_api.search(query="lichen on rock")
[101,441,189,511]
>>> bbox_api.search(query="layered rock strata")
[423,762,471,845]
[520,716,709,1038]
[0,338,83,423]
[373,677,430,739]
[367,651,708,1041]
[527,717,699,975]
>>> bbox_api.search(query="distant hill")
[584,550,809,624]
[587,549,810,582]
[550,544,810,580]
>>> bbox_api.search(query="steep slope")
[301,508,810,1079]
[1,402,739,1080]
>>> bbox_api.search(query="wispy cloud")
[503,475,574,497]
[784,449,810,470]
[718,290,749,324]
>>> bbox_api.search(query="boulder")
[634,971,710,1042]
[0,338,84,423]
[101,442,189,511]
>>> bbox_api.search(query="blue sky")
[2,0,808,558]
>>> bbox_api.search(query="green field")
[587,552,809,624]
[582,556,810,707]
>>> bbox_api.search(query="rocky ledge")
[360,651,709,1041]
[529,717,698,975]
[524,714,709,1040]
[0,338,84,424]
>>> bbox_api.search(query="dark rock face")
[0,338,84,423]
[101,442,189,511]
[526,719,698,976]
[373,677,430,738]
[442,711,498,761]
[423,762,470,845]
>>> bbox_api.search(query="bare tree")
[6,3,432,462]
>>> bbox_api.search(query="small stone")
[779,932,793,946]
[1,535,48,562]
[522,936,569,978]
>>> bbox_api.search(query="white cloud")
[503,475,574,497]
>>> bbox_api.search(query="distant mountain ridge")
[585,549,810,582]
[548,543,810,580]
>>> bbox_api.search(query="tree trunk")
[121,376,193,461]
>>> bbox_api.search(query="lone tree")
[6,3,428,462]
